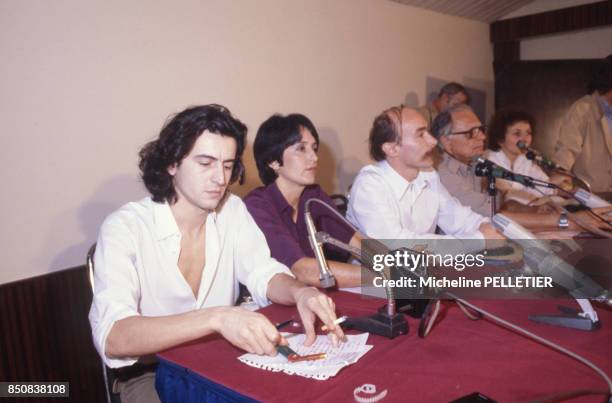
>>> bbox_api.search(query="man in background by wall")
[553,54,612,193]
[89,105,344,403]
[418,82,470,130]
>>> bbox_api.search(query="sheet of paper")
[238,333,373,380]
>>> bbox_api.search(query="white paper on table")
[237,332,373,380]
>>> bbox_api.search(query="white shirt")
[88,195,293,368]
[346,161,486,252]
[487,150,554,205]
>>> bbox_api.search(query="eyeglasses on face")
[448,125,486,139]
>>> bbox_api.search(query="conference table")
[156,290,612,402]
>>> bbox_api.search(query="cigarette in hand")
[321,315,348,332]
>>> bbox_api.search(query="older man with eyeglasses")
[432,105,495,217]
[431,105,590,231]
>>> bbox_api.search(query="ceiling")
[391,0,535,23]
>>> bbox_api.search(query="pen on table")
[275,318,327,362]
[276,345,327,362]
[275,318,294,330]
[321,315,348,332]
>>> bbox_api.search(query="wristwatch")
[558,212,569,229]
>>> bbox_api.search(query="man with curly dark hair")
[89,104,344,403]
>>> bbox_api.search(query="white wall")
[520,27,612,60]
[0,0,494,284]
[501,0,612,60]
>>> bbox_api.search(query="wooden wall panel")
[0,266,106,403]
[493,59,601,157]
[490,0,612,43]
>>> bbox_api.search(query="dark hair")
[438,82,470,104]
[369,106,404,161]
[253,113,320,185]
[431,104,473,139]
[139,104,247,203]
[588,54,612,94]
[487,107,535,151]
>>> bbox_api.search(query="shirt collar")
[152,198,218,241]
[153,200,181,241]
[442,152,471,176]
[267,182,294,215]
[378,160,430,200]
[598,95,612,119]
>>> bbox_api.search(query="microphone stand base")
[396,299,430,318]
[319,276,336,288]
[343,305,408,338]
[529,312,600,331]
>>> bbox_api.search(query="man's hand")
[592,205,612,216]
[212,306,282,356]
[573,209,612,232]
[293,287,345,347]
[479,222,504,239]
[549,172,573,192]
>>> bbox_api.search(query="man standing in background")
[418,82,470,130]
[553,54,612,193]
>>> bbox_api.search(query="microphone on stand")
[472,156,555,189]
[516,141,560,171]
[574,188,611,209]
[304,198,408,338]
[492,214,611,330]
[304,208,336,289]
[474,157,611,232]
[516,141,595,192]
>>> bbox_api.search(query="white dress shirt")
[346,161,486,252]
[88,195,293,368]
[487,150,554,205]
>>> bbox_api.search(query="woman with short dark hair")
[487,107,555,206]
[245,113,362,288]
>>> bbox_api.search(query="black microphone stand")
[487,174,497,218]
[519,142,593,192]
[473,158,498,217]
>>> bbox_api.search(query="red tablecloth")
[158,291,612,402]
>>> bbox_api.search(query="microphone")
[516,141,597,192]
[574,188,611,209]
[304,210,336,288]
[516,141,560,170]
[491,213,544,243]
[492,214,611,329]
[472,156,555,189]
[304,198,408,338]
[520,246,609,306]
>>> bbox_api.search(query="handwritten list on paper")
[238,333,373,380]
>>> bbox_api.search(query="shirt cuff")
[91,305,140,368]
[247,260,295,307]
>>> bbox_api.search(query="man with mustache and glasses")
[346,105,502,248]
[89,105,344,403]
[433,104,497,217]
